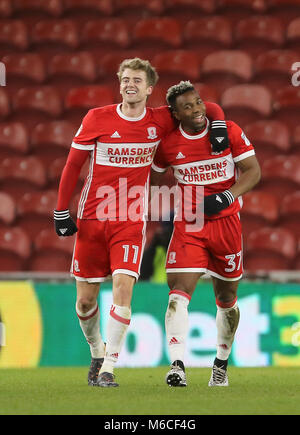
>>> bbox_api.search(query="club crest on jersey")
[147,126,157,139]
[168,252,176,264]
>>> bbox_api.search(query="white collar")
[179,117,210,139]
[117,103,146,121]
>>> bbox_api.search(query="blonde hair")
[117,58,159,87]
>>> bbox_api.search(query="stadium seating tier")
[0,3,299,272]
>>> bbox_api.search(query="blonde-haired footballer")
[54,61,229,387]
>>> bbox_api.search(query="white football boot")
[208,364,229,387]
[166,360,187,387]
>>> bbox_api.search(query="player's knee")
[213,279,238,304]
[112,277,133,306]
[76,296,97,313]
[215,289,237,305]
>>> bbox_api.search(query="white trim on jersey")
[72,275,111,283]
[233,149,255,162]
[152,162,167,173]
[179,118,210,140]
[117,103,146,121]
[72,141,95,151]
[77,147,95,219]
[112,269,139,281]
[165,267,242,281]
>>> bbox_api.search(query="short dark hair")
[166,80,195,110]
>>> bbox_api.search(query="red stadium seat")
[253,49,299,92]
[235,16,285,58]
[29,253,72,272]
[63,0,114,17]
[0,0,14,17]
[13,87,63,127]
[286,18,300,48]
[268,0,300,25]
[184,17,233,52]
[64,85,114,123]
[291,125,300,154]
[259,154,300,200]
[31,19,79,51]
[114,0,165,16]
[240,191,279,240]
[245,226,297,271]
[279,190,300,238]
[221,85,272,128]
[152,50,201,86]
[31,120,75,149]
[0,156,47,200]
[0,20,29,51]
[48,156,86,192]
[31,120,75,165]
[201,50,253,94]
[13,87,63,117]
[133,18,182,49]
[98,51,145,78]
[147,85,168,107]
[2,53,46,85]
[13,0,63,17]
[17,190,57,239]
[244,120,290,163]
[48,52,97,86]
[273,86,300,131]
[48,156,66,184]
[216,0,267,24]
[0,89,10,120]
[217,0,267,12]
[0,226,31,271]
[34,228,74,255]
[193,83,220,104]
[81,19,130,51]
[29,228,74,272]
[0,122,29,157]
[164,0,216,19]
[0,192,16,225]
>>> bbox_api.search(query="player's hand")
[204,190,235,216]
[54,209,78,236]
[210,120,229,153]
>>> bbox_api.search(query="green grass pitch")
[1,367,300,415]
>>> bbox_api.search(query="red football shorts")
[166,213,243,281]
[71,219,146,282]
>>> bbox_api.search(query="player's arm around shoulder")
[227,120,261,199]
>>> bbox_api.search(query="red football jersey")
[152,118,255,220]
[72,104,175,220]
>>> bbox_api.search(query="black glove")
[210,120,229,153]
[54,209,78,236]
[204,190,235,216]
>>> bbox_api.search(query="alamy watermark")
[95,178,204,232]
[0,62,6,86]
[291,62,300,87]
